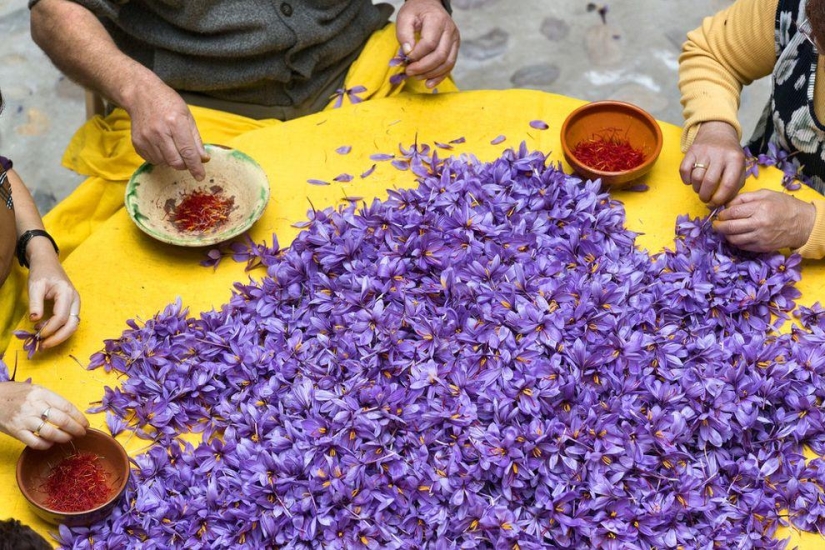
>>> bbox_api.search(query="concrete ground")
[0,0,770,214]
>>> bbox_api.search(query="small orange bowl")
[560,100,663,188]
[16,428,130,526]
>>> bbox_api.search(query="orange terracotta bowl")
[16,428,130,526]
[560,100,663,188]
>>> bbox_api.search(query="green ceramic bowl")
[125,144,270,247]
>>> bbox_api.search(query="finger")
[39,318,79,349]
[697,163,723,204]
[713,217,756,236]
[411,29,455,78]
[679,153,698,185]
[43,408,87,438]
[709,163,746,208]
[405,14,445,61]
[726,189,773,207]
[16,428,53,450]
[46,394,90,431]
[36,286,75,344]
[36,422,73,444]
[715,200,753,222]
[426,41,459,88]
[191,126,210,164]
[689,163,709,195]
[723,231,763,251]
[173,121,206,181]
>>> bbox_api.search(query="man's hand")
[713,190,816,252]
[124,78,210,181]
[31,0,209,180]
[396,0,460,89]
[679,121,746,208]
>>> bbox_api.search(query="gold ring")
[692,162,708,171]
[40,407,51,422]
[33,420,46,438]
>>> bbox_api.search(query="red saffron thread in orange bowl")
[42,452,111,513]
[572,132,646,173]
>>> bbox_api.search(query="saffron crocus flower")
[64,139,825,548]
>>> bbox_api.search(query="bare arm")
[30,0,209,179]
[8,169,80,348]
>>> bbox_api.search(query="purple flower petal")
[491,135,507,145]
[370,153,395,162]
[335,145,352,155]
[307,178,330,186]
[529,120,549,130]
[360,164,377,178]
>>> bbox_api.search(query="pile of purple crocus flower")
[38,143,825,548]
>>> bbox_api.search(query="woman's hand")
[680,121,746,208]
[396,0,460,89]
[713,190,816,252]
[26,246,80,349]
[0,382,88,450]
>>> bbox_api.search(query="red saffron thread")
[173,189,235,233]
[572,131,646,172]
[42,452,111,512]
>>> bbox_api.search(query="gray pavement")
[0,0,769,214]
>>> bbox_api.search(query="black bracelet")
[16,229,59,268]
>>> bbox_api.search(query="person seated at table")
[678,0,825,258]
[0,90,89,450]
[0,519,50,550]
[29,0,461,182]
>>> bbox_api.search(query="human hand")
[713,190,816,252]
[0,382,89,450]
[124,77,210,181]
[396,0,460,89]
[26,250,80,349]
[679,121,746,208]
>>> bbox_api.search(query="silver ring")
[33,420,46,438]
[40,407,51,422]
[70,313,80,322]
[692,162,708,171]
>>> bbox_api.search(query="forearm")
[678,0,777,151]
[30,0,165,111]
[7,170,57,268]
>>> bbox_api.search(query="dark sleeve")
[0,156,11,172]
[29,0,122,19]
[442,0,451,15]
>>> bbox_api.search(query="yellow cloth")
[678,0,825,259]
[1,90,825,547]
[0,22,455,353]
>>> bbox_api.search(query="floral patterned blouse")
[746,0,825,194]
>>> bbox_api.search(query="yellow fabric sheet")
[1,89,824,546]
